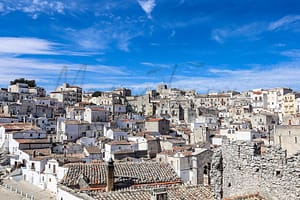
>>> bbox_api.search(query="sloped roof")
[62,161,181,189]
[89,185,214,200]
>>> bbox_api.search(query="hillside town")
[0,79,299,200]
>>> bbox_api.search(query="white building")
[0,123,46,153]
[84,107,109,123]
[250,89,268,112]
[50,83,82,106]
[104,129,128,141]
[156,148,212,185]
[219,128,260,142]
[8,83,29,94]
[104,140,137,161]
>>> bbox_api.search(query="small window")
[295,137,298,144]
[49,178,51,182]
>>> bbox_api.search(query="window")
[295,137,298,144]
[31,163,35,169]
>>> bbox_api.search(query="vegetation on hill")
[10,78,36,87]
[92,91,102,97]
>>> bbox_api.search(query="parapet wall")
[211,139,300,200]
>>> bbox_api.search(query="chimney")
[33,150,36,158]
[63,145,67,157]
[106,158,114,192]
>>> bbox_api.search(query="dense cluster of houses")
[0,80,299,199]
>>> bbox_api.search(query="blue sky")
[0,0,300,94]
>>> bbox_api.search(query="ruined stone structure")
[211,139,300,200]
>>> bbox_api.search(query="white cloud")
[0,36,102,56]
[268,15,300,31]
[0,3,4,12]
[137,0,156,19]
[66,22,142,52]
[0,37,57,55]
[169,63,300,93]
[211,23,264,43]
[212,15,300,43]
[141,62,170,68]
[281,49,300,59]
[0,0,67,18]
[0,55,128,92]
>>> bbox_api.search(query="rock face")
[210,139,300,200]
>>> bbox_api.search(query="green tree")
[92,91,102,97]
[10,78,36,87]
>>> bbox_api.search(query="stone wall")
[211,139,300,200]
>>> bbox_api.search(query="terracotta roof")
[90,107,107,111]
[88,185,213,200]
[15,138,50,144]
[252,91,262,95]
[107,140,132,145]
[61,161,181,189]
[224,193,266,200]
[70,106,85,110]
[85,146,102,154]
[65,120,89,125]
[22,148,52,156]
[0,123,39,133]
[146,118,163,122]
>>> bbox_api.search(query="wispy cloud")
[0,0,69,18]
[268,15,300,31]
[211,23,264,43]
[137,0,156,19]
[0,37,94,56]
[212,15,300,43]
[169,62,300,92]
[141,62,170,68]
[281,49,300,59]
[0,37,58,55]
[66,21,143,52]
[0,55,128,91]
[0,2,4,12]
[163,16,210,29]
